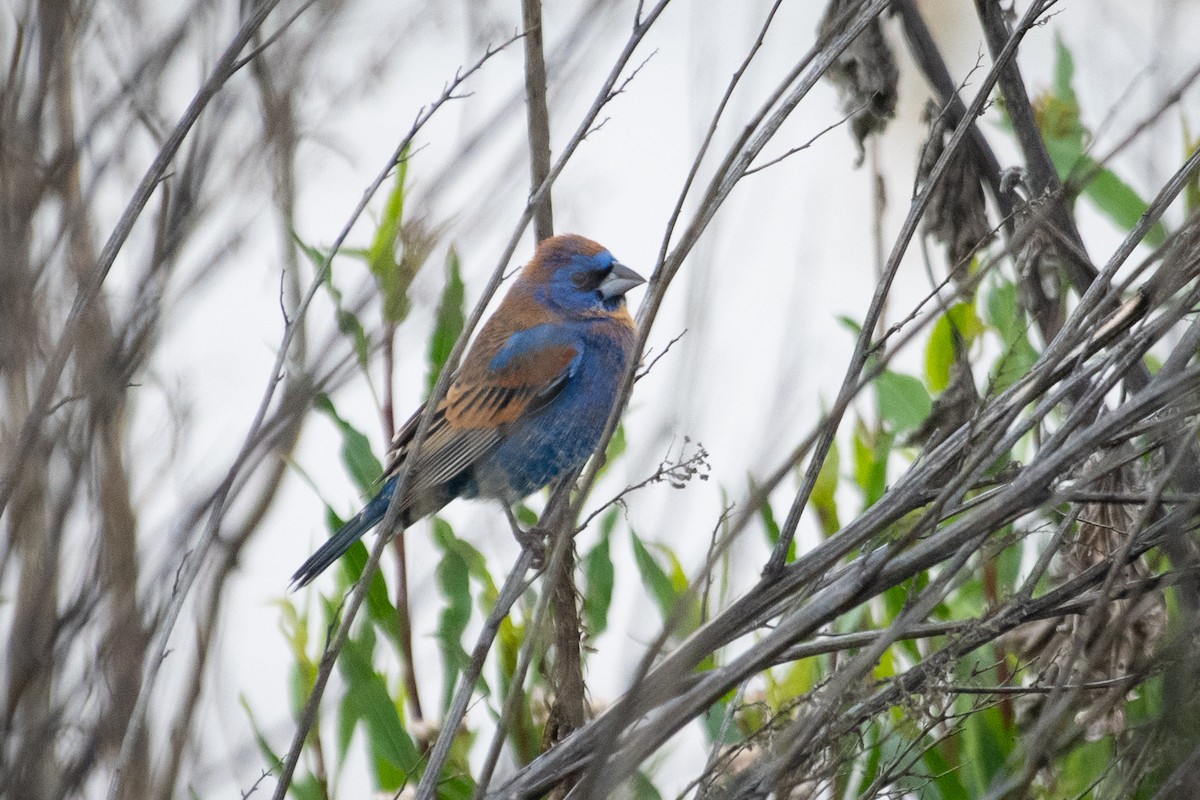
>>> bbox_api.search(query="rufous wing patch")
[446,344,577,429]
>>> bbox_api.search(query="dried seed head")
[1011,449,1165,739]
[917,100,993,286]
[819,0,899,165]
[1000,169,1066,340]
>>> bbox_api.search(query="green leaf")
[1185,118,1200,215]
[583,508,617,637]
[338,632,421,790]
[882,577,925,663]
[653,542,691,597]
[985,280,1022,342]
[629,771,664,800]
[603,423,627,470]
[285,774,323,800]
[702,694,740,745]
[1039,35,1083,148]
[1039,36,1165,246]
[314,393,382,495]
[924,742,970,800]
[274,599,314,715]
[991,340,1040,396]
[985,281,1040,393]
[439,519,495,591]
[367,157,415,323]
[810,439,841,536]
[875,371,932,434]
[514,503,539,528]
[367,158,407,276]
[325,507,398,644]
[496,610,539,765]
[295,231,371,372]
[850,722,883,799]
[852,418,892,508]
[925,303,984,392]
[339,308,372,372]
[1062,739,1115,798]
[1074,156,1167,247]
[630,529,677,621]
[239,694,283,773]
[758,491,780,547]
[433,519,473,713]
[837,315,864,336]
[963,702,1009,795]
[435,774,477,800]
[337,689,358,760]
[427,247,466,394]
[772,656,820,704]
[995,531,1023,598]
[1053,32,1077,106]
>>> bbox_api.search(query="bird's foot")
[514,524,548,569]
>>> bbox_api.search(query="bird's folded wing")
[383,342,579,490]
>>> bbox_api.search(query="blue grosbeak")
[291,234,644,587]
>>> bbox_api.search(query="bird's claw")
[514,524,548,569]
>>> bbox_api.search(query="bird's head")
[523,234,646,318]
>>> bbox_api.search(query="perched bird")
[291,234,644,587]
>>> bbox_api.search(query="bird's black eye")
[571,268,608,292]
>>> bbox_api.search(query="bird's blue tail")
[290,480,397,589]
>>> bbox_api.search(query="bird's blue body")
[470,320,633,499]
[292,234,642,587]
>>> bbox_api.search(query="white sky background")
[97,0,1200,794]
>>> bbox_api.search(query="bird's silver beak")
[598,262,646,300]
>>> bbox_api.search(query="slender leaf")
[314,393,382,495]
[294,231,371,371]
[239,694,282,770]
[1053,32,1077,105]
[338,631,420,790]
[810,437,841,536]
[838,314,864,336]
[758,492,781,547]
[630,530,677,621]
[1039,36,1165,245]
[367,156,415,323]
[926,302,984,393]
[433,519,473,712]
[1065,154,1167,246]
[962,694,1009,794]
[602,423,627,472]
[337,689,357,762]
[583,507,617,637]
[427,247,466,394]
[924,742,970,800]
[1185,118,1200,215]
[629,771,664,800]
[852,419,892,508]
[322,507,399,647]
[985,281,1040,393]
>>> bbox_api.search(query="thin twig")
[522,0,554,241]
